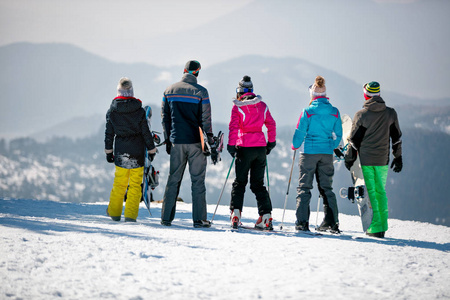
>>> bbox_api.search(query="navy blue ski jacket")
[161,73,213,144]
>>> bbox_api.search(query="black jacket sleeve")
[344,112,367,166]
[104,109,115,151]
[141,113,156,151]
[390,110,402,158]
[161,95,172,141]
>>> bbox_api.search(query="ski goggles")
[236,87,253,94]
[186,67,200,75]
[184,60,201,75]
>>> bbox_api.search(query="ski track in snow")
[0,198,449,300]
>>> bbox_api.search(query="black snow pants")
[230,147,272,216]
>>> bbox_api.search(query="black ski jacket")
[105,97,155,168]
[345,96,402,166]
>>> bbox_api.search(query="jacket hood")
[111,97,142,113]
[363,96,386,112]
[232,94,262,107]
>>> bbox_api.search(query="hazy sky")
[0,0,424,65]
[1,0,448,99]
[0,0,252,56]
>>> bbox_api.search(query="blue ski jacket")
[292,97,342,154]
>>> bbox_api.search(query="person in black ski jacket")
[105,77,156,222]
[344,81,402,238]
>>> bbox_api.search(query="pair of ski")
[230,224,363,239]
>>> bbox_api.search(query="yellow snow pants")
[108,166,144,220]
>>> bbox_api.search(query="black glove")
[391,156,402,173]
[106,153,114,163]
[165,140,172,155]
[334,148,344,159]
[344,146,357,171]
[345,161,353,171]
[227,145,237,157]
[266,141,276,155]
[211,147,219,165]
[148,151,156,162]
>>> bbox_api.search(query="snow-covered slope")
[1,198,449,299]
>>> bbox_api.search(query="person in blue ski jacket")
[292,76,342,232]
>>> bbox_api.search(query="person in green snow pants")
[344,81,403,238]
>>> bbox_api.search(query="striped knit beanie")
[117,77,134,97]
[363,81,380,97]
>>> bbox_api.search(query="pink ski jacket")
[228,93,276,147]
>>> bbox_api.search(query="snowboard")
[142,105,160,216]
[339,114,373,232]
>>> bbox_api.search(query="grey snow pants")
[161,143,207,222]
[296,153,339,224]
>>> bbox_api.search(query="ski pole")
[210,156,236,224]
[280,150,297,230]
[315,195,321,229]
[266,158,270,197]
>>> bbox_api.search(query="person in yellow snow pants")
[104,77,156,222]
[361,165,389,234]
[108,166,144,221]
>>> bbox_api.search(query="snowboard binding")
[340,185,365,203]
[200,129,224,165]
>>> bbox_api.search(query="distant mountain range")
[1,42,449,141]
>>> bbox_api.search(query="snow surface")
[1,198,449,300]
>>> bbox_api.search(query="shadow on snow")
[1,198,448,253]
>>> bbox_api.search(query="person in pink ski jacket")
[227,75,277,230]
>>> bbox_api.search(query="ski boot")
[366,231,384,238]
[230,209,241,229]
[316,220,332,232]
[193,220,211,228]
[255,213,273,230]
[330,223,341,234]
[160,220,172,226]
[295,221,310,232]
[106,207,121,222]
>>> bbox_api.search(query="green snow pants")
[361,165,389,234]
